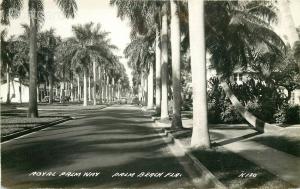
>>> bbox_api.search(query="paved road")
[2,105,198,189]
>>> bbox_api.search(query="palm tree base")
[171,114,183,129]
[158,117,170,124]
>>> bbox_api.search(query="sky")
[2,0,300,87]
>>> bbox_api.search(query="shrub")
[285,105,300,124]
[220,101,244,124]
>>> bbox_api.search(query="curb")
[161,129,226,189]
[140,107,226,188]
[1,117,73,143]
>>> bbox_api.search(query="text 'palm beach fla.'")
[29,171,182,178]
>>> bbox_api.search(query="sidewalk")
[156,117,300,187]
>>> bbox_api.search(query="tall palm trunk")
[28,9,38,117]
[112,77,115,102]
[70,82,74,101]
[147,63,154,109]
[106,75,110,103]
[219,78,278,133]
[144,74,148,105]
[138,84,142,103]
[141,72,145,105]
[155,26,161,113]
[77,74,80,101]
[37,84,40,103]
[118,80,121,100]
[98,66,102,104]
[171,0,183,128]
[6,65,11,104]
[160,3,169,120]
[59,82,64,103]
[93,61,97,105]
[189,0,210,148]
[102,73,106,103]
[88,76,91,101]
[19,81,22,103]
[83,67,88,106]
[49,74,53,104]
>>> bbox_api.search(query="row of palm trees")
[1,23,130,107]
[111,0,300,148]
[1,0,78,117]
[56,22,129,106]
[1,0,130,117]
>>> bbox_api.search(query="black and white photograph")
[0,0,299,188]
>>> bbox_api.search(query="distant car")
[42,96,49,103]
[119,97,127,104]
[131,97,139,105]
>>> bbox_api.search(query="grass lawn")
[168,128,296,189]
[250,128,300,157]
[191,147,294,189]
[1,102,107,137]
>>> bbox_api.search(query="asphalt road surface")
[1,105,199,189]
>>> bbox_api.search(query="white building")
[0,78,29,103]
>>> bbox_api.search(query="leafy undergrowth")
[169,129,295,189]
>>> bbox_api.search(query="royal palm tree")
[189,0,210,148]
[160,3,169,121]
[1,34,16,104]
[38,29,60,104]
[1,0,77,117]
[57,23,115,106]
[170,0,183,128]
[111,0,163,112]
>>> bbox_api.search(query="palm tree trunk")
[171,0,183,128]
[93,61,97,105]
[98,66,102,104]
[219,79,278,133]
[77,74,80,101]
[102,73,106,103]
[83,68,88,106]
[88,76,91,101]
[140,73,144,105]
[138,84,142,104]
[106,75,110,103]
[60,81,65,103]
[189,0,210,148]
[28,9,38,117]
[155,26,161,113]
[148,64,154,109]
[70,82,74,101]
[55,87,58,98]
[6,65,11,104]
[19,81,22,104]
[160,3,169,120]
[112,77,115,102]
[37,84,40,103]
[144,75,148,105]
[118,81,121,100]
[49,74,53,104]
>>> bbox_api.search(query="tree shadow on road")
[1,106,195,189]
